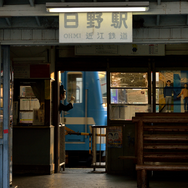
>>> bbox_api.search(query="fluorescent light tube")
[47,7,149,13]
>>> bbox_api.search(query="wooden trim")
[136,165,188,171]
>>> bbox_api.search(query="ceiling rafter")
[156,0,161,26]
[0,0,3,7]
[156,15,160,26]
[29,0,35,7]
[5,17,11,26]
[0,2,187,16]
[0,28,188,45]
[35,16,41,26]
[28,1,41,27]
[1,0,10,27]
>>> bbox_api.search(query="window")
[67,72,83,103]
[156,70,188,113]
[110,72,150,120]
[19,85,40,124]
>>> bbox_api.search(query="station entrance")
[1,1,188,187]
[1,44,188,187]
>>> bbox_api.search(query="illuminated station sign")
[59,12,132,43]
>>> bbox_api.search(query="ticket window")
[110,72,150,120]
[14,80,45,126]
[19,86,40,124]
[156,70,188,113]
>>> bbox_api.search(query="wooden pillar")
[54,48,60,173]
[152,60,156,113]
[148,60,151,112]
[106,59,110,173]
[137,120,144,188]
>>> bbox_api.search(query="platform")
[12,168,188,188]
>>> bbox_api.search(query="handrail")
[91,125,107,171]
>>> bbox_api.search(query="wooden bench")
[133,113,188,188]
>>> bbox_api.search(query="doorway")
[60,71,107,169]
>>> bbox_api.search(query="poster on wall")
[157,70,188,113]
[107,126,122,148]
[19,112,33,123]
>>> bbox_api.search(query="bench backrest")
[133,113,188,165]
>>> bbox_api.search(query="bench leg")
[141,169,148,188]
[137,171,142,188]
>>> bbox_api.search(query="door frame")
[0,45,11,188]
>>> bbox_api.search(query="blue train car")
[61,71,107,166]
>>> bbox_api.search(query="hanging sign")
[13,63,50,79]
[59,12,132,43]
[75,44,165,56]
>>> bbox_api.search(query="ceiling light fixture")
[46,2,149,13]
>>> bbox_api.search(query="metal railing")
[91,125,107,171]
